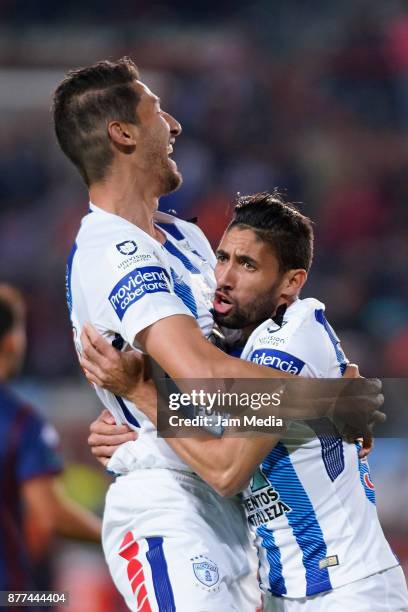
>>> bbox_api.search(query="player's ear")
[281,269,307,297]
[107,121,138,148]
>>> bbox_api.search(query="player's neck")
[240,296,298,341]
[89,171,163,241]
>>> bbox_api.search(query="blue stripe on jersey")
[257,525,287,596]
[157,221,207,263]
[314,309,347,374]
[146,536,176,612]
[163,239,200,274]
[261,442,332,596]
[170,268,198,318]
[355,444,376,505]
[114,395,140,428]
[65,242,78,314]
[156,221,185,242]
[318,435,345,482]
[306,419,345,482]
[110,335,141,428]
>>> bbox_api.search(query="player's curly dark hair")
[228,190,314,272]
[52,57,140,186]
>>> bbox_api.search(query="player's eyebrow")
[236,254,258,267]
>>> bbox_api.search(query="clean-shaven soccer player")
[83,193,408,611]
[53,58,321,612]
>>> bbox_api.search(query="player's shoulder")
[74,204,167,275]
[241,297,338,376]
[248,298,326,348]
[78,203,156,247]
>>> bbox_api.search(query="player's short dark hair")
[0,286,25,342]
[52,57,141,186]
[228,191,314,272]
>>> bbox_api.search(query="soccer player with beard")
[53,58,307,612]
[83,193,407,611]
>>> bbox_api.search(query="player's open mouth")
[213,291,234,315]
[167,142,178,168]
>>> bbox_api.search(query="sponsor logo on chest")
[250,348,305,375]
[243,468,291,528]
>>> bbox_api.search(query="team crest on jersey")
[116,240,138,256]
[191,556,219,588]
[267,320,287,334]
[243,467,291,527]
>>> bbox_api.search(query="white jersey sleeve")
[75,213,193,348]
[240,297,348,377]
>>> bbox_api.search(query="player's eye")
[243,261,256,271]
[216,253,228,262]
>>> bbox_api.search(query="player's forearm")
[131,394,278,498]
[141,317,294,380]
[164,434,278,497]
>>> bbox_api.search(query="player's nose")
[164,112,182,137]
[216,264,235,289]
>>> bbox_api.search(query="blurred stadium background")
[0,0,407,608]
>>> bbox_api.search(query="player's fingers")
[343,393,384,413]
[359,437,374,458]
[81,368,102,388]
[91,444,120,458]
[80,334,107,366]
[339,377,382,397]
[88,431,137,447]
[80,356,108,384]
[83,323,115,358]
[99,409,116,425]
[343,364,361,378]
[279,391,384,421]
[366,409,386,427]
[89,419,132,436]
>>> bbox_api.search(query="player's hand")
[88,409,136,467]
[331,377,385,442]
[341,364,380,451]
[270,377,385,433]
[80,323,145,398]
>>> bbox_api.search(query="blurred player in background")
[84,193,407,611]
[0,284,101,598]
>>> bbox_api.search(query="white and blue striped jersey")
[240,297,398,598]
[66,203,216,472]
